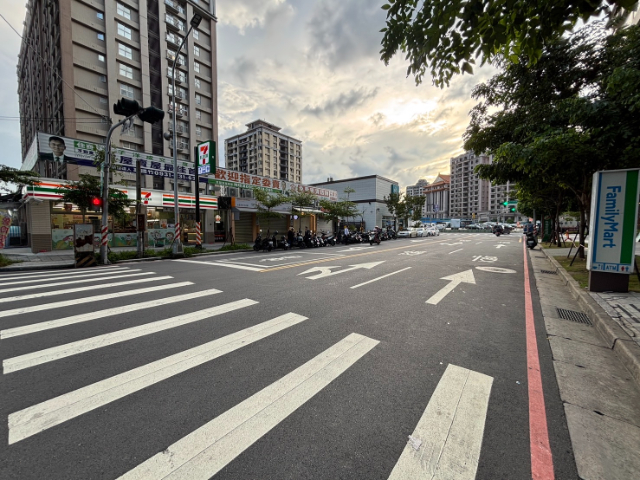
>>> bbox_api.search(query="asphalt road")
[0,231,578,479]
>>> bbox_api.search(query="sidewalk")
[532,247,640,479]
[0,242,237,272]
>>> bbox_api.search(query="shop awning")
[232,206,258,213]
[293,207,324,214]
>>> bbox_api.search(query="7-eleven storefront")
[21,180,218,252]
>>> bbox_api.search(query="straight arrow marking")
[426,270,475,305]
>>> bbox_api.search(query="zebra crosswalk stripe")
[388,364,493,480]
[0,271,149,294]
[3,297,254,373]
[0,281,193,319]
[0,274,166,304]
[1,288,221,339]
[8,312,308,445]
[0,265,125,281]
[116,333,378,480]
[0,267,132,286]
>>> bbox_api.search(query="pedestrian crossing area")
[1,265,495,479]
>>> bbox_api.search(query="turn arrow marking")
[298,262,385,280]
[426,269,476,305]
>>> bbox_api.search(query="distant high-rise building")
[17,0,218,191]
[405,178,429,197]
[449,152,491,220]
[224,120,302,183]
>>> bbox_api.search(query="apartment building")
[18,0,218,194]
[225,120,302,183]
[405,178,429,197]
[449,152,491,219]
[490,181,520,221]
[422,174,450,219]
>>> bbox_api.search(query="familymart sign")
[587,169,639,274]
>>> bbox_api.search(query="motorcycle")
[295,231,306,248]
[369,230,381,245]
[277,233,290,250]
[493,225,504,237]
[321,231,336,246]
[253,230,263,251]
[526,231,538,250]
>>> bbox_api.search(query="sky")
[0,0,498,191]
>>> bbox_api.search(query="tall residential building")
[422,174,450,219]
[490,181,519,220]
[449,151,491,220]
[18,0,218,192]
[405,178,429,197]
[224,120,302,183]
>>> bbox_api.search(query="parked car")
[415,228,427,237]
[466,224,482,230]
[397,228,417,238]
[427,226,440,236]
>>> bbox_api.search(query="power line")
[0,12,111,124]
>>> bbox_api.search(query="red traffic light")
[91,197,103,210]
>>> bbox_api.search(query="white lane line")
[4,298,255,373]
[0,268,132,286]
[0,281,191,318]
[448,248,463,254]
[1,288,222,339]
[0,271,149,294]
[0,275,163,304]
[388,364,493,480]
[351,267,412,289]
[8,313,308,445]
[174,259,264,272]
[117,333,378,480]
[0,266,125,281]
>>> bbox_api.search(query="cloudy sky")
[0,0,497,190]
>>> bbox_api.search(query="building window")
[117,3,132,20]
[193,29,199,40]
[120,83,134,99]
[98,54,105,62]
[195,93,201,104]
[196,110,202,120]
[196,126,202,137]
[194,78,201,88]
[119,63,134,79]
[117,23,132,40]
[99,97,108,104]
[118,43,133,59]
[193,61,200,72]
[97,33,105,41]
[97,12,104,20]
[99,75,107,82]
[194,45,200,56]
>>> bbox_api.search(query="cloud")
[217,0,289,34]
[302,87,378,117]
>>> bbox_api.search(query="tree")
[465,23,640,256]
[318,199,358,225]
[343,186,356,201]
[0,165,39,193]
[379,0,637,88]
[288,190,318,232]
[55,174,134,223]
[406,195,426,223]
[253,189,287,233]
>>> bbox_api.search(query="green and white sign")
[197,140,216,175]
[587,168,639,274]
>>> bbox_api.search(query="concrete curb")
[540,248,640,387]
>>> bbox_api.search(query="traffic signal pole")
[100,115,136,265]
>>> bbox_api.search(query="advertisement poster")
[52,229,74,250]
[0,211,11,249]
[147,229,175,248]
[73,224,94,252]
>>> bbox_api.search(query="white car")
[415,228,427,237]
[397,228,417,238]
[426,226,440,236]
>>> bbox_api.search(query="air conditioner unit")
[228,187,238,198]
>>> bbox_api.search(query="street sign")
[587,168,639,274]
[197,140,216,175]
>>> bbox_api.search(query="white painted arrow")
[299,262,384,280]
[442,242,463,246]
[426,269,476,305]
[495,244,507,249]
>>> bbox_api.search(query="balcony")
[166,51,185,66]
[165,14,186,32]
[166,33,184,47]
[167,105,187,117]
[164,0,185,15]
[167,122,188,135]
[170,140,189,151]
[167,68,187,84]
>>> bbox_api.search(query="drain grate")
[556,308,592,325]
[541,270,557,275]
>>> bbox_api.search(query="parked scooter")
[321,231,336,246]
[369,228,381,245]
[277,232,290,250]
[526,231,538,250]
[253,230,263,251]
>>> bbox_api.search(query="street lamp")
[169,13,202,256]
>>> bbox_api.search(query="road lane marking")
[8,313,308,444]
[0,267,132,286]
[173,259,264,271]
[0,275,164,304]
[298,262,384,280]
[476,267,516,274]
[0,281,191,319]
[1,288,222,339]
[448,248,463,254]
[351,267,412,289]
[523,244,555,479]
[0,271,150,294]
[0,266,125,281]
[388,364,493,480]
[426,270,475,305]
[116,333,378,480]
[3,298,255,373]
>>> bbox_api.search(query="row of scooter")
[252,230,337,252]
[343,229,398,245]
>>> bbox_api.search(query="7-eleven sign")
[197,140,216,175]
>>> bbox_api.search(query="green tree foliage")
[0,165,39,193]
[465,23,640,255]
[318,199,358,224]
[55,174,134,223]
[380,0,637,87]
[253,189,288,233]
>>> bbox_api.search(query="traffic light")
[510,206,516,212]
[138,106,165,124]
[113,98,141,117]
[91,197,103,211]
[503,201,508,206]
